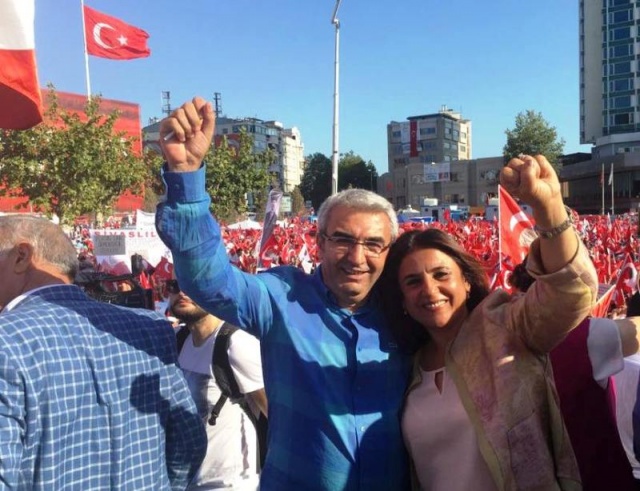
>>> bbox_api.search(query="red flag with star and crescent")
[498,185,537,264]
[83,5,150,60]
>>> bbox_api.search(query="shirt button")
[360,426,366,432]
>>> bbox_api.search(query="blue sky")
[35,1,586,174]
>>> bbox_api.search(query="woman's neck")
[420,321,464,370]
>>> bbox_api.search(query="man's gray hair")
[317,189,399,242]
[0,215,79,280]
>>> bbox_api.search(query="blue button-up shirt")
[157,166,411,491]
[0,285,206,490]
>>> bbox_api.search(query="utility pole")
[330,0,343,195]
[213,92,222,116]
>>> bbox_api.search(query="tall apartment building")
[580,0,640,155]
[386,106,471,174]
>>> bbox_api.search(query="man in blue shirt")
[0,215,206,490]
[156,96,411,490]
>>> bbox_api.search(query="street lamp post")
[330,0,343,195]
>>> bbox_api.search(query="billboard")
[423,162,451,183]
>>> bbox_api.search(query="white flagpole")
[497,185,502,272]
[601,163,605,215]
[610,163,615,215]
[80,0,91,97]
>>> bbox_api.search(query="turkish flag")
[153,256,173,281]
[83,6,150,60]
[499,185,536,264]
[409,120,418,157]
[612,253,638,308]
[0,0,43,129]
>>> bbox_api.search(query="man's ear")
[13,242,35,274]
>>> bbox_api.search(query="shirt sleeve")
[588,317,624,388]
[227,330,264,394]
[156,165,274,340]
[0,352,25,489]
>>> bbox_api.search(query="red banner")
[0,0,43,129]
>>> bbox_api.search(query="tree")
[503,110,566,171]
[203,130,273,222]
[299,152,331,210]
[290,186,306,215]
[141,147,164,212]
[0,88,147,224]
[338,151,378,191]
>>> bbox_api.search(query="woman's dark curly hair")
[378,229,491,354]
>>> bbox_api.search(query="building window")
[610,77,633,92]
[608,43,633,58]
[608,61,632,75]
[392,130,401,138]
[606,9,633,24]
[610,27,632,41]
[611,95,632,108]
[460,145,466,153]
[610,112,634,125]
[452,130,459,140]
[420,127,436,135]
[610,0,630,6]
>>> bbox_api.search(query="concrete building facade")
[381,157,504,212]
[386,106,472,175]
[580,0,640,151]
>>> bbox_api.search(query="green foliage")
[503,110,565,171]
[0,87,147,224]
[338,151,378,192]
[299,151,380,210]
[290,186,306,215]
[142,147,165,211]
[204,130,272,222]
[299,152,331,210]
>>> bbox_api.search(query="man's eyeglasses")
[166,279,180,294]
[321,233,390,258]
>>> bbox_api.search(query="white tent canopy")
[227,219,262,230]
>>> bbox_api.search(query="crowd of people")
[2,94,640,490]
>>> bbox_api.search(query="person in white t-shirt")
[168,278,267,491]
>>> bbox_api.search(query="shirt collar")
[2,284,70,314]
[314,265,377,316]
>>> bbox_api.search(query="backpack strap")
[209,324,266,469]
[212,323,242,399]
[208,323,242,426]
[175,325,190,354]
